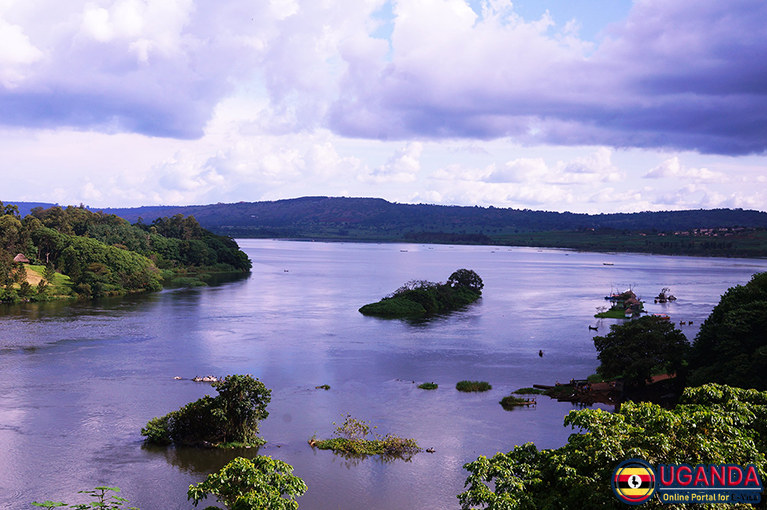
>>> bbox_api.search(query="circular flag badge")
[612,459,656,505]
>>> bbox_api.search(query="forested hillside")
[0,202,250,303]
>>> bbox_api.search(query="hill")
[97,197,767,234]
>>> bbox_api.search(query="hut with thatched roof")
[13,253,29,264]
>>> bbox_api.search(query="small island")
[359,268,483,318]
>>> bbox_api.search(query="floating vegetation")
[418,382,438,390]
[315,384,331,390]
[456,380,492,392]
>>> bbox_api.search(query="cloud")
[644,157,727,182]
[329,0,767,155]
[359,141,422,183]
[0,18,43,87]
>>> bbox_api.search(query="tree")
[142,374,271,447]
[593,315,689,388]
[212,374,272,444]
[688,271,767,390]
[448,269,484,294]
[458,384,767,510]
[188,456,306,510]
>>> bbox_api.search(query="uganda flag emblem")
[612,459,656,505]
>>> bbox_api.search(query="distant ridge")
[95,196,767,233]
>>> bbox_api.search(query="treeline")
[0,202,251,302]
[98,196,767,234]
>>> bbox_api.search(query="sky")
[1,0,766,213]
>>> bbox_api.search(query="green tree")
[188,456,307,510]
[593,315,689,388]
[448,269,484,294]
[142,374,271,447]
[688,271,767,390]
[458,384,767,510]
[212,374,272,444]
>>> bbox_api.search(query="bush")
[456,380,492,392]
[418,382,438,390]
[499,395,529,409]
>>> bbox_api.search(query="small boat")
[652,313,670,321]
[603,262,614,266]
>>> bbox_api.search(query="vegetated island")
[308,414,421,460]
[359,269,483,318]
[142,374,270,449]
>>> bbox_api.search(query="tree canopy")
[593,315,689,388]
[688,271,767,391]
[188,456,307,510]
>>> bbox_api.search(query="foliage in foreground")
[32,486,137,509]
[456,380,492,392]
[688,271,767,391]
[359,269,483,317]
[458,384,767,510]
[142,374,270,447]
[593,315,689,388]
[188,456,307,510]
[310,414,421,460]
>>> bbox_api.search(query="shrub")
[418,382,438,390]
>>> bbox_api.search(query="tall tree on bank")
[688,271,767,390]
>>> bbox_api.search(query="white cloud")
[0,17,43,87]
[644,157,727,183]
[359,141,422,183]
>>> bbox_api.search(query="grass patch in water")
[418,382,438,390]
[456,380,492,392]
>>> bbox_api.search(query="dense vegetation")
[0,201,250,302]
[359,269,483,317]
[592,315,689,388]
[459,384,767,510]
[688,271,767,390]
[142,375,270,448]
[11,197,767,257]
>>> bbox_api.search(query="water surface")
[1,241,766,509]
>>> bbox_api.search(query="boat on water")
[652,313,671,321]
[603,262,614,266]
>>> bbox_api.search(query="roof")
[13,253,29,263]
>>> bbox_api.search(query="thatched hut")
[13,253,29,264]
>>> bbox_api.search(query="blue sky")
[1,0,765,213]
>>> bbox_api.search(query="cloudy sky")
[1,0,766,213]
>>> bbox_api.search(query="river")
[1,240,766,509]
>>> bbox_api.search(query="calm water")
[1,240,766,510]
